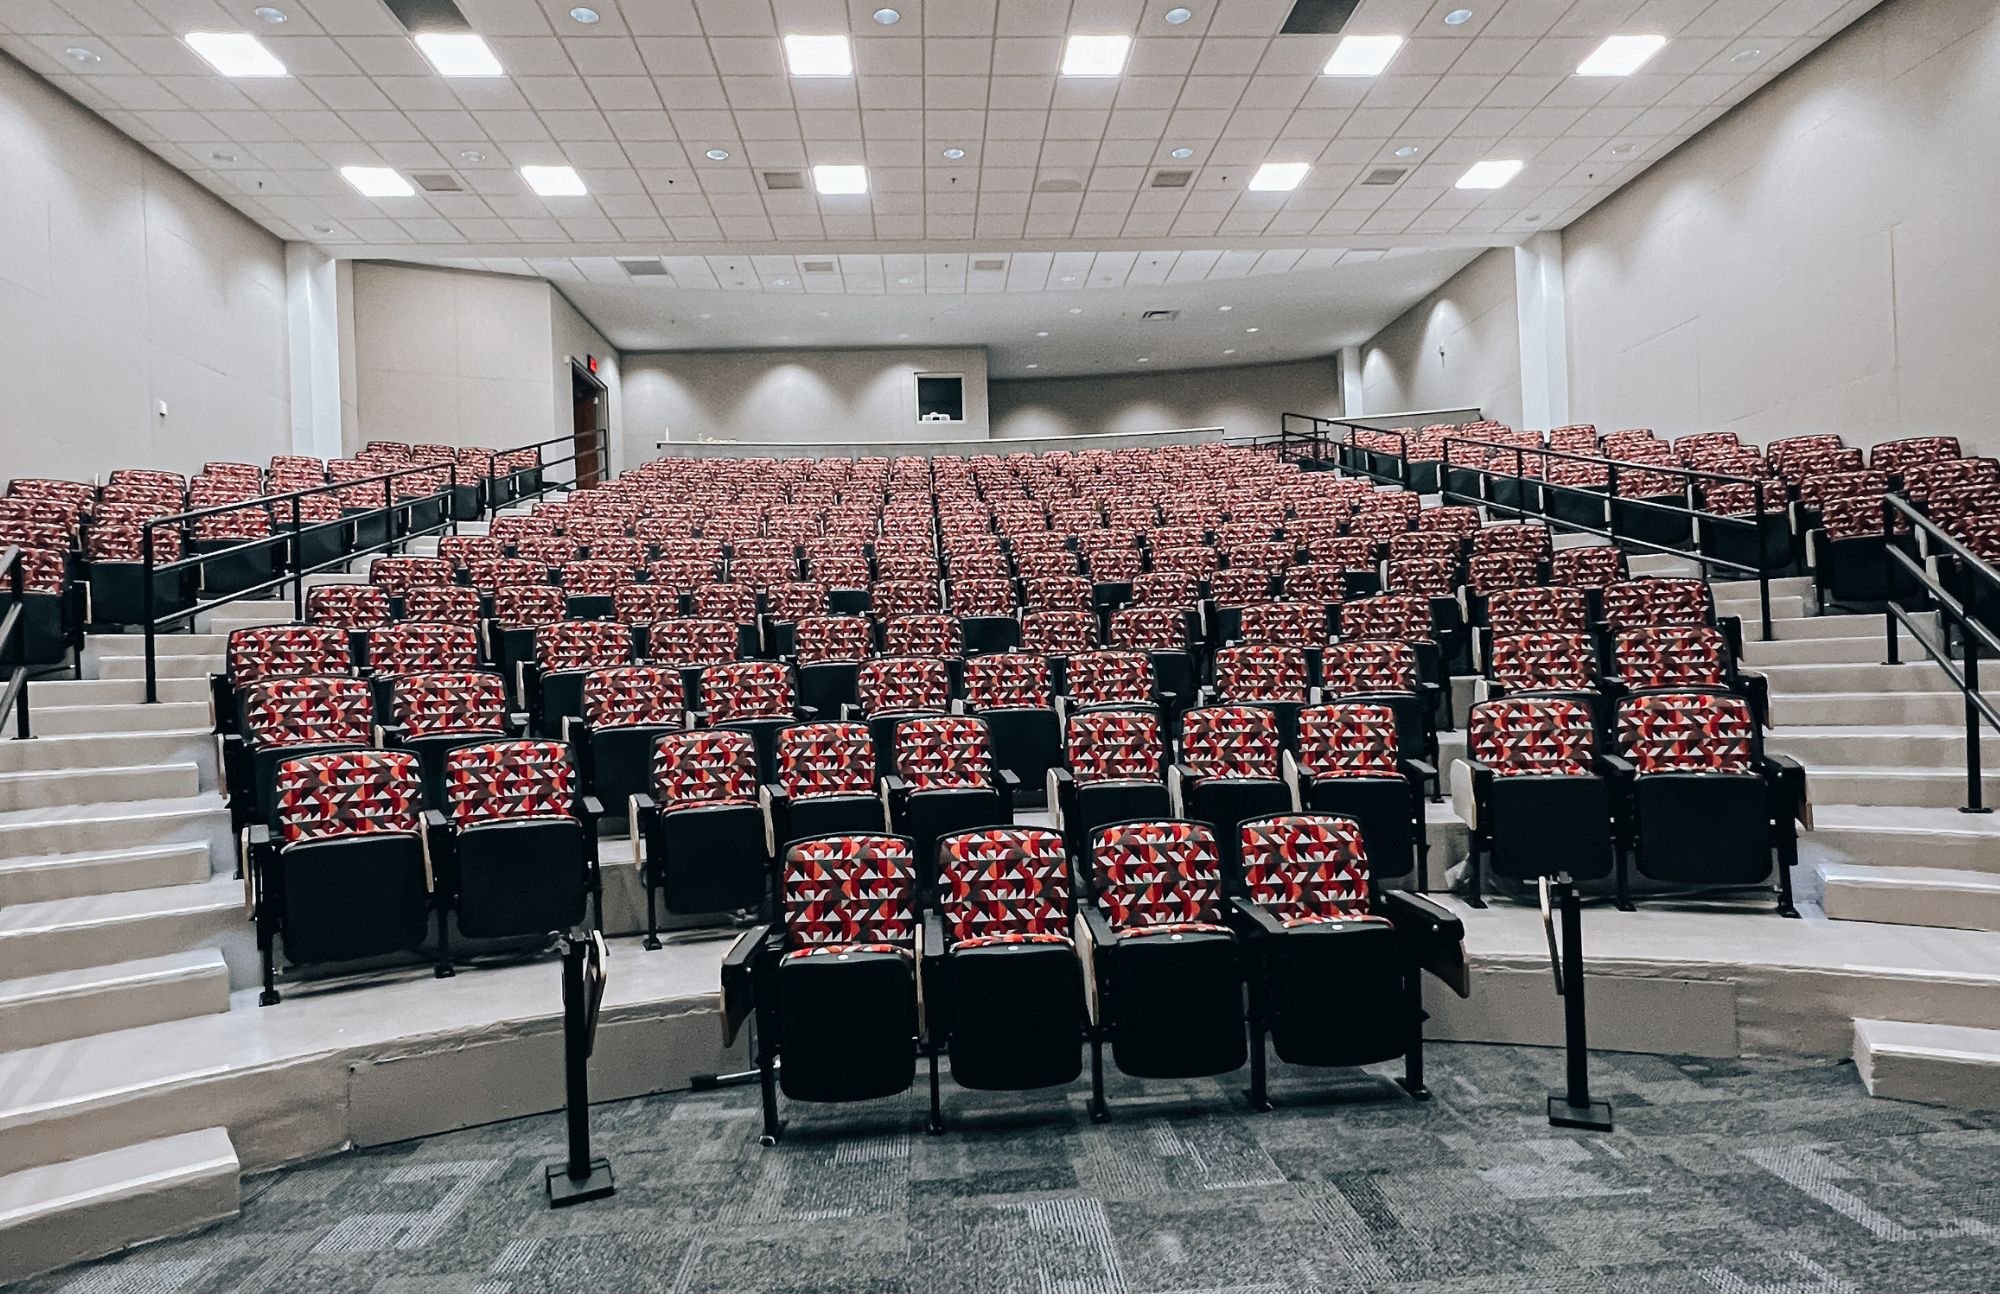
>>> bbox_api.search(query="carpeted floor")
[26,1043,2000,1294]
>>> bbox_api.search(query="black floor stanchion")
[1541,875,1614,1132]
[544,930,616,1206]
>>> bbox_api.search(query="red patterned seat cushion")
[783,833,916,949]
[1089,819,1225,933]
[948,578,1017,617]
[776,722,875,800]
[882,613,962,658]
[1065,708,1164,785]
[935,827,1071,944]
[1486,585,1587,636]
[391,671,507,739]
[1180,705,1283,780]
[702,661,794,721]
[274,750,424,847]
[1470,698,1597,777]
[242,676,374,748]
[1111,605,1190,651]
[1617,691,1756,775]
[443,740,575,826]
[1297,703,1401,778]
[964,652,1052,710]
[794,615,875,665]
[1340,594,1431,643]
[1065,650,1153,708]
[1601,578,1712,629]
[892,716,993,791]
[369,556,452,596]
[582,666,685,729]
[1240,813,1382,926]
[651,729,759,811]
[402,585,481,625]
[492,584,566,627]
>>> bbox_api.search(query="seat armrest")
[581,794,607,819]
[996,767,1021,792]
[882,774,908,799]
[1381,889,1471,998]
[1762,752,1810,827]
[720,922,774,1046]
[422,808,450,832]
[1227,895,1285,939]
[1402,756,1438,781]
[1169,763,1198,818]
[1597,753,1637,779]
[1077,902,1118,951]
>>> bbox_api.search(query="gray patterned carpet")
[25,1043,2000,1294]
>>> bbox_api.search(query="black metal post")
[289,497,304,623]
[142,524,158,705]
[1882,498,1901,665]
[1544,875,1613,1132]
[1754,484,1774,641]
[544,932,615,1206]
[1605,460,1620,547]
[8,556,28,739]
[1964,638,1990,815]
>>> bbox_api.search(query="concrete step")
[1715,593,1807,621]
[0,762,200,813]
[28,676,210,706]
[1714,575,1815,600]
[27,700,212,737]
[0,949,231,1053]
[1766,725,2000,769]
[0,1126,239,1285]
[1809,805,2000,873]
[1820,864,2000,932]
[0,841,213,906]
[1855,1019,2000,1111]
[1770,691,1978,727]
[1806,766,2000,810]
[1757,662,1997,697]
[85,631,225,659]
[196,610,296,636]
[1771,612,1933,641]
[1741,634,1925,667]
[96,653,222,681]
[0,876,246,981]
[1628,553,1699,576]
[0,793,231,866]
[0,729,215,787]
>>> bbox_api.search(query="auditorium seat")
[635,728,769,943]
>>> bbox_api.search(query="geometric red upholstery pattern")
[400,584,482,625]
[1340,594,1431,644]
[947,578,1017,617]
[227,625,351,685]
[582,665,685,729]
[1465,551,1539,596]
[274,750,425,848]
[881,613,962,659]
[794,614,875,665]
[367,622,479,676]
[1020,610,1098,655]
[1065,708,1164,786]
[1612,625,1730,689]
[1089,819,1226,935]
[241,676,375,748]
[693,582,759,626]
[1213,644,1309,702]
[368,556,453,597]
[442,739,575,826]
[1485,585,1588,636]
[1319,640,1418,695]
[701,661,794,722]
[764,581,829,623]
[1489,632,1598,694]
[1179,705,1282,781]
[1111,605,1190,651]
[390,670,508,739]
[646,617,740,669]
[964,652,1052,711]
[1064,649,1153,709]
[1239,813,1381,926]
[305,584,391,629]
[1237,600,1327,650]
[1550,545,1628,590]
[1297,703,1402,779]
[492,584,567,628]
[650,728,759,812]
[891,715,992,792]
[1469,697,1597,778]
[775,722,876,801]
[1131,571,1198,608]
[534,619,633,672]
[856,655,951,717]
[1617,691,1756,775]
[1387,557,1455,600]
[1207,566,1275,607]
[935,826,1072,946]
[782,833,916,951]
[1602,578,1712,629]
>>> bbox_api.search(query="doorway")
[570,360,606,488]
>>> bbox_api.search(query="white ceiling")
[2,0,1883,370]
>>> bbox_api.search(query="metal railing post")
[1965,634,1986,814]
[1755,484,1774,641]
[8,555,27,739]
[1882,496,1901,665]
[1606,460,1620,546]
[290,496,305,623]
[142,523,158,704]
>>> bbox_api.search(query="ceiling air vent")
[761,170,805,190]
[1149,169,1193,188]
[1361,166,1407,186]
[617,258,672,278]
[971,258,1007,272]
[1034,175,1084,194]
[410,172,465,193]
[801,259,836,273]
[1279,0,1361,35]
[1141,309,1179,322]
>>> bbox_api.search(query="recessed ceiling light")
[773,278,790,286]
[459,148,485,162]
[1137,357,1150,363]
[1456,158,1524,189]
[1444,8,1473,24]
[569,6,601,23]
[1324,34,1403,77]
[1036,330,1049,337]
[1609,142,1637,156]
[183,32,288,77]
[942,147,965,159]
[873,7,901,25]
[1059,275,1078,282]
[414,32,503,77]
[1394,145,1420,158]
[1068,307,1082,314]
[1217,305,1232,312]
[1062,34,1131,77]
[897,276,914,284]
[341,165,413,197]
[1577,34,1667,76]
[812,163,868,194]
[210,149,236,162]
[784,34,853,77]
[705,148,729,160]
[521,164,587,196]
[310,223,333,234]
[1223,348,1236,354]
[253,6,287,23]
[698,312,713,319]
[1248,161,1309,191]
[1164,7,1193,23]
[63,47,99,64]
[1026,363,1039,369]
[1245,326,1258,333]
[1171,147,1194,159]
[1731,47,1764,64]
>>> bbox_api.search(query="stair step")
[1713,575,1815,599]
[1766,726,2000,768]
[1809,805,2000,873]
[87,632,225,656]
[1770,692,1978,727]
[30,701,212,737]
[1854,1019,2000,1111]
[1742,634,1925,666]
[28,677,209,706]
[0,876,244,979]
[1819,864,2000,931]
[0,793,231,868]
[1628,553,1698,575]
[1805,766,2000,810]
[0,949,231,1053]
[0,1126,239,1285]
[0,762,200,812]
[96,653,222,681]
[1771,612,1933,641]
[1715,593,1807,620]
[1758,662,1997,696]
[0,729,215,783]
[0,841,212,905]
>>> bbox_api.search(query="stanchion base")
[544,1158,615,1207]
[1547,1092,1614,1132]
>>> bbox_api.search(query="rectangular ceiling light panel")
[414,31,503,76]
[522,165,588,196]
[184,32,287,77]
[1062,34,1131,76]
[1248,161,1311,191]
[784,34,853,76]
[341,166,414,197]
[1455,158,1524,189]
[1323,34,1402,76]
[1577,34,1666,76]
[812,165,869,195]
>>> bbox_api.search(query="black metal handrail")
[1880,494,2000,813]
[1432,431,1781,642]
[0,545,32,738]
[1276,413,1347,465]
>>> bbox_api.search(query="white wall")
[1359,248,1522,429]
[0,52,288,481]
[1564,0,2000,450]
[551,291,621,476]
[621,348,990,458]
[988,357,1340,440]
